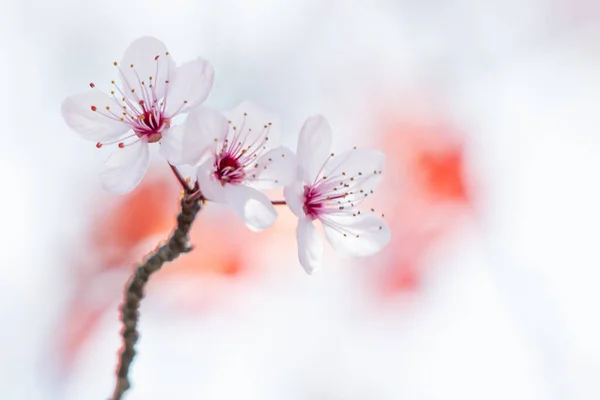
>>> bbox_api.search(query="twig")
[169,163,193,193]
[111,194,202,400]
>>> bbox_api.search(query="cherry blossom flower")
[283,115,391,274]
[62,36,214,193]
[179,101,296,231]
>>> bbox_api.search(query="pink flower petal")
[223,184,277,231]
[196,157,227,203]
[182,106,229,165]
[322,213,390,257]
[296,115,333,183]
[323,148,386,203]
[283,180,306,218]
[223,101,281,150]
[62,91,129,142]
[248,147,296,189]
[99,138,150,194]
[119,36,175,101]
[297,217,323,274]
[164,58,214,117]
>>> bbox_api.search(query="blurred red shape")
[371,115,474,295]
[55,173,254,374]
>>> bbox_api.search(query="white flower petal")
[164,58,214,117]
[283,179,306,218]
[296,217,323,274]
[158,125,186,165]
[62,91,129,142]
[223,101,281,149]
[119,36,175,101]
[223,185,277,231]
[325,148,386,201]
[248,147,297,189]
[322,213,390,257]
[183,106,229,165]
[196,157,227,203]
[297,115,333,183]
[99,138,150,194]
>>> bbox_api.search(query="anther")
[130,64,134,68]
[90,105,97,111]
[89,82,95,88]
[96,142,102,148]
[154,55,160,61]
[118,143,125,148]
[113,61,118,66]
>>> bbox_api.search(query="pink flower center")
[214,153,245,185]
[302,185,325,219]
[88,53,189,149]
[301,151,383,220]
[131,101,168,143]
[211,113,273,186]
[302,184,347,220]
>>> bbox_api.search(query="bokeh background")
[2,0,600,398]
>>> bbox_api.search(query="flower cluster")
[62,36,390,273]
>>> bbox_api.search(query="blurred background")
[2,0,600,398]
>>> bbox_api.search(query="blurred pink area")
[368,107,473,295]
[55,173,256,374]
[3,0,600,399]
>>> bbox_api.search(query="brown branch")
[111,194,202,400]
